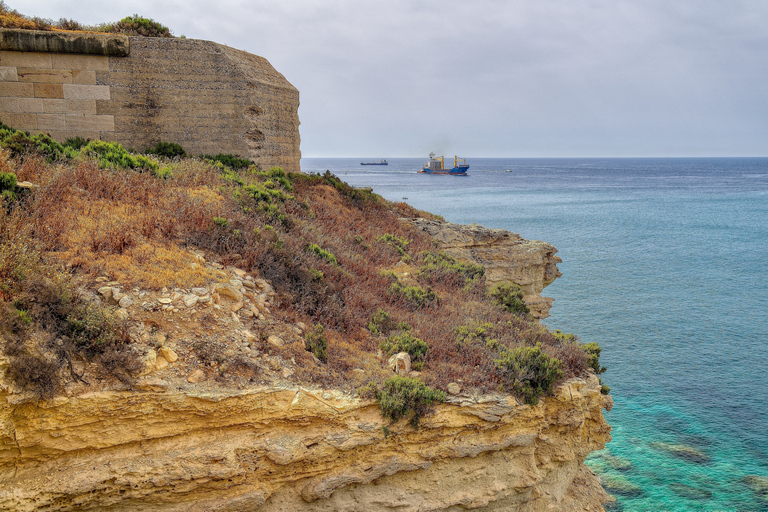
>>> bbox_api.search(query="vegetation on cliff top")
[0,121,605,407]
[0,3,174,37]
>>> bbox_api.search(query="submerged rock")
[649,442,711,464]
[600,473,644,497]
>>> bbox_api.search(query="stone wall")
[0,29,301,171]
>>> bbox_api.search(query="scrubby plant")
[358,376,446,428]
[455,322,499,350]
[305,324,328,363]
[258,167,293,191]
[495,344,563,405]
[307,243,337,265]
[418,251,484,285]
[145,141,186,158]
[368,308,411,336]
[82,140,161,174]
[490,282,529,315]
[64,136,90,150]
[108,14,172,37]
[203,153,253,170]
[379,332,429,369]
[377,233,410,256]
[0,171,17,203]
[389,281,437,309]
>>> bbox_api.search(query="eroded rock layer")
[0,374,611,511]
[410,219,563,319]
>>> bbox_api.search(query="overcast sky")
[17,0,768,157]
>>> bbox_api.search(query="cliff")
[0,28,301,171]
[0,366,611,511]
[410,219,562,319]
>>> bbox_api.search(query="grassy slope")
[0,125,599,404]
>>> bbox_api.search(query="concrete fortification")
[0,28,301,171]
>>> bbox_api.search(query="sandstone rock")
[447,382,461,395]
[97,286,113,299]
[140,349,157,376]
[114,308,129,320]
[233,269,247,278]
[191,287,209,296]
[242,279,256,289]
[409,218,562,319]
[187,369,205,383]
[117,296,133,308]
[183,294,199,307]
[158,346,178,363]
[157,297,173,304]
[388,352,411,375]
[134,377,169,392]
[215,283,244,302]
[267,335,285,348]
[154,356,169,371]
[111,289,126,303]
[231,301,244,313]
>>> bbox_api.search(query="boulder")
[388,352,411,375]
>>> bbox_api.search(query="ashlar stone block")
[0,112,36,130]
[51,54,109,71]
[34,83,64,98]
[0,97,43,113]
[0,66,18,82]
[43,98,97,115]
[0,51,51,68]
[37,113,66,131]
[65,113,114,131]
[0,81,33,97]
[63,84,110,100]
[17,67,72,83]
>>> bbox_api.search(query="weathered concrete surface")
[410,218,563,319]
[0,29,301,171]
[0,28,129,56]
[98,37,301,171]
[0,371,612,512]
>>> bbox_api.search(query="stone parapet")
[0,28,129,56]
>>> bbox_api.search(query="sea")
[300,157,768,511]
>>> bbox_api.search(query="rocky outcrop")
[410,219,563,319]
[0,373,611,511]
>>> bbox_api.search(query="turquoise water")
[301,157,768,511]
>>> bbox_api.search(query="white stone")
[183,294,199,307]
[118,296,133,308]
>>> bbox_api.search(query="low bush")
[305,324,328,363]
[203,153,253,170]
[145,141,186,158]
[455,322,499,350]
[495,344,563,405]
[377,233,410,256]
[307,243,337,265]
[389,281,437,309]
[379,332,429,369]
[418,251,484,286]
[490,283,530,315]
[368,308,411,336]
[107,15,172,37]
[0,171,17,203]
[358,376,446,428]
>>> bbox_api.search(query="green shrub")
[368,308,411,336]
[418,251,484,284]
[203,153,253,170]
[490,283,529,315]
[305,324,328,363]
[583,342,606,375]
[377,233,410,256]
[64,136,90,150]
[0,123,76,160]
[495,344,563,405]
[108,15,172,37]
[0,171,17,203]
[455,322,498,350]
[380,332,428,368]
[82,141,161,175]
[212,217,229,228]
[389,281,437,309]
[359,376,446,428]
[145,141,186,158]
[257,167,293,191]
[307,243,337,265]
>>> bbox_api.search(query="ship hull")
[419,165,469,175]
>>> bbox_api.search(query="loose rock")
[187,369,205,383]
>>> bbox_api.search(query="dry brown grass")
[1,147,594,397]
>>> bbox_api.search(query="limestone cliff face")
[410,219,563,319]
[0,371,611,511]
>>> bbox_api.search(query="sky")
[16,0,768,157]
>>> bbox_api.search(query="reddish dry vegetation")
[1,147,593,395]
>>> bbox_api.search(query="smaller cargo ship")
[360,159,388,165]
[419,153,469,175]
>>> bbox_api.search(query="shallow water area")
[301,157,768,511]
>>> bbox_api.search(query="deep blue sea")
[301,157,768,511]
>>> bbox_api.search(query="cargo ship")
[419,153,469,175]
[360,159,388,165]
